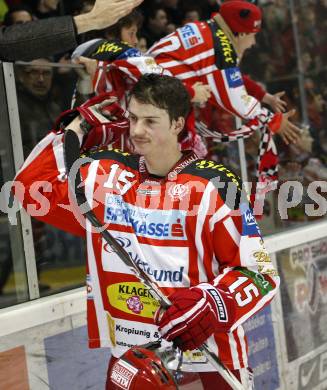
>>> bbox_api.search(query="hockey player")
[147,0,303,184]
[14,74,279,389]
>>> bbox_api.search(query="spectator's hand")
[263,91,287,113]
[278,109,302,145]
[191,82,211,105]
[74,0,144,34]
[72,56,97,94]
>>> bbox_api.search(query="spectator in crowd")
[141,6,168,47]
[0,0,143,61]
[70,9,143,107]
[3,5,33,25]
[182,6,202,24]
[15,58,61,156]
[103,9,142,47]
[161,0,184,26]
[25,0,60,19]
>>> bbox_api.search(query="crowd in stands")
[0,0,326,215]
[242,0,327,188]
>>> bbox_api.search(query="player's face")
[238,33,256,57]
[128,97,181,158]
[121,24,138,47]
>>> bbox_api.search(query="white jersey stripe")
[85,160,111,347]
[195,182,215,282]
[209,203,231,231]
[52,135,68,182]
[178,65,217,80]
[223,217,241,245]
[160,49,215,69]
[228,331,241,369]
[94,61,104,93]
[17,132,56,174]
[237,325,248,368]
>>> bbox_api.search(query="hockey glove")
[154,283,235,351]
[54,92,129,152]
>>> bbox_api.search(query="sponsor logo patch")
[110,359,138,389]
[225,67,243,88]
[178,23,204,49]
[240,203,260,236]
[104,194,186,240]
[107,282,160,318]
[102,232,190,287]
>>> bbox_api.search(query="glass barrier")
[241,0,327,235]
[13,61,84,298]
[0,64,29,308]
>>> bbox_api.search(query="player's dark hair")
[129,74,191,122]
[104,9,143,41]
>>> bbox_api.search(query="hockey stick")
[63,129,244,390]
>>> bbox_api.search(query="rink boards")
[1,238,327,389]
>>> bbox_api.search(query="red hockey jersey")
[14,131,279,371]
[148,20,273,129]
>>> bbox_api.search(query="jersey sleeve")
[209,188,279,332]
[242,74,266,102]
[13,131,86,237]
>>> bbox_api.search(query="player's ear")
[172,117,185,136]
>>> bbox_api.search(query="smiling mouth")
[132,139,149,144]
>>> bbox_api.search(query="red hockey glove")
[154,283,235,351]
[54,92,129,152]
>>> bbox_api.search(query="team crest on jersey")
[168,184,189,201]
[178,23,204,49]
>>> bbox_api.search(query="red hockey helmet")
[108,345,178,390]
[220,1,262,33]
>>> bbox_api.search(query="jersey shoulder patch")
[177,23,205,50]
[207,20,238,69]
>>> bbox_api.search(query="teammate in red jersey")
[14,74,279,389]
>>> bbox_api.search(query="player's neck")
[143,147,182,177]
